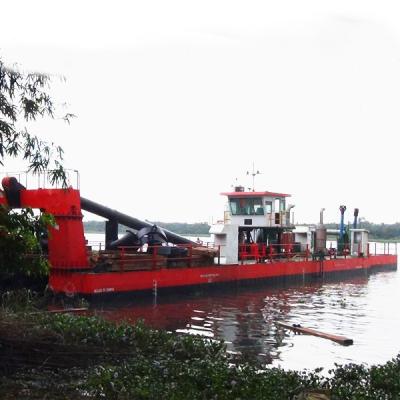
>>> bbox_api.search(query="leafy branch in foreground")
[0,56,74,186]
[0,206,55,278]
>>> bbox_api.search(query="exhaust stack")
[339,205,347,240]
[353,208,359,229]
[320,208,325,225]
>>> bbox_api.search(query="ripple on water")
[92,270,400,370]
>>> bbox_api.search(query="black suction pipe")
[80,197,195,245]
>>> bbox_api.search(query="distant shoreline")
[83,221,211,236]
[85,230,211,238]
[83,221,400,241]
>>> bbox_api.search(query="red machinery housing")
[1,177,89,270]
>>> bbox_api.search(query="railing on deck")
[87,241,105,251]
[238,241,398,263]
[370,242,398,256]
[86,240,397,272]
[239,243,311,263]
[94,243,221,272]
[0,169,80,189]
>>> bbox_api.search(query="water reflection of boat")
[0,174,396,296]
[90,272,390,367]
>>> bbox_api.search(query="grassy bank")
[1,290,400,399]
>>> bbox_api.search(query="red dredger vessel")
[0,172,397,296]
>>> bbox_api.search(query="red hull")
[49,254,397,296]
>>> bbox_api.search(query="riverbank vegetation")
[1,290,400,399]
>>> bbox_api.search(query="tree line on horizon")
[83,220,400,240]
[83,220,211,236]
[324,221,400,240]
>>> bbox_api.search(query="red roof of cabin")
[221,191,290,198]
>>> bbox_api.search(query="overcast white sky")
[1,0,400,224]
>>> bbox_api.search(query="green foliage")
[309,221,400,241]
[83,220,105,233]
[0,206,53,278]
[327,356,400,399]
[360,221,400,241]
[86,352,400,400]
[0,56,71,184]
[38,316,313,400]
[0,55,72,285]
[40,313,226,358]
[155,221,211,235]
[86,354,312,400]
[83,220,211,235]
[2,309,400,399]
[0,288,41,313]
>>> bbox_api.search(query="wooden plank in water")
[30,308,89,315]
[47,308,88,314]
[276,322,353,346]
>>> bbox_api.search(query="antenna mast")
[246,163,261,192]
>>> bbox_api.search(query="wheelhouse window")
[229,197,264,215]
[274,198,280,212]
[274,197,286,212]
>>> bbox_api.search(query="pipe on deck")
[80,197,196,245]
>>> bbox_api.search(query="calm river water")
[85,233,400,371]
